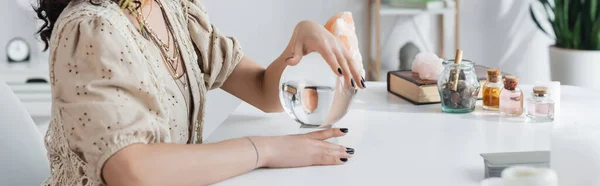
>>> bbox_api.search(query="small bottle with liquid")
[482,68,502,110]
[526,86,555,122]
[499,76,523,116]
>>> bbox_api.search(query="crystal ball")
[279,53,357,128]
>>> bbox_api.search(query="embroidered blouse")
[43,0,243,185]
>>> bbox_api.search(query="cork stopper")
[503,76,519,90]
[487,68,501,82]
[533,86,548,95]
[487,68,501,76]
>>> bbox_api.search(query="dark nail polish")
[340,128,348,133]
[361,79,366,88]
[346,147,355,154]
[337,68,343,75]
[340,158,348,162]
[351,79,355,87]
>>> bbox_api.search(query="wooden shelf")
[379,5,455,16]
[367,0,459,81]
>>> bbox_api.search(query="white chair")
[0,80,49,185]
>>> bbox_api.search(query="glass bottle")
[437,60,481,113]
[526,86,555,122]
[499,76,523,116]
[482,68,502,110]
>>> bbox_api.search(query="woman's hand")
[253,128,354,168]
[284,20,366,89]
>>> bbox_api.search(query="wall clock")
[6,38,30,63]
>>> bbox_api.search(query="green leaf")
[592,16,600,50]
[530,5,553,37]
[539,0,555,13]
[591,0,598,21]
[573,13,582,49]
[556,0,572,48]
[568,0,579,29]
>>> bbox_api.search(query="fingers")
[317,42,344,77]
[334,48,355,89]
[341,48,366,89]
[316,142,354,165]
[305,128,348,141]
[285,35,305,66]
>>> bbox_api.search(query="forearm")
[104,137,269,186]
[260,53,291,112]
[258,31,299,112]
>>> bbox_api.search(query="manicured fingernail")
[340,128,348,133]
[337,68,343,75]
[361,79,366,88]
[346,147,355,154]
[351,79,355,87]
[340,158,348,162]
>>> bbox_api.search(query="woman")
[34,0,365,185]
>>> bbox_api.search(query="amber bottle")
[482,69,502,110]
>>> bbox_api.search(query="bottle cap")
[533,86,548,95]
[487,68,501,76]
[504,76,519,90]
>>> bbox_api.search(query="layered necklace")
[123,0,187,84]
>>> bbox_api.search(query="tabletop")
[205,82,600,186]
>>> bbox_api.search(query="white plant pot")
[549,46,600,90]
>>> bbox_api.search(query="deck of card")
[480,151,550,178]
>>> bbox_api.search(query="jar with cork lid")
[526,86,555,122]
[482,68,503,110]
[499,76,523,116]
[437,50,481,113]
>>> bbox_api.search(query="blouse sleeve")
[51,16,169,182]
[186,0,244,90]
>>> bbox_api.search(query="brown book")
[387,65,510,105]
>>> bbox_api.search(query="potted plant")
[530,0,600,90]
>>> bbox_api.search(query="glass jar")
[482,69,503,110]
[499,76,524,116]
[526,86,555,122]
[437,60,481,113]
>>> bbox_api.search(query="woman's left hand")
[283,20,366,89]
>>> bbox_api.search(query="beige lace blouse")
[43,0,243,185]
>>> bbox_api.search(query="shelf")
[379,5,455,15]
[8,84,51,93]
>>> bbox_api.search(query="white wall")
[460,0,553,84]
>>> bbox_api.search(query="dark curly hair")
[34,0,140,51]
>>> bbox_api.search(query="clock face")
[7,38,30,62]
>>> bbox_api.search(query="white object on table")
[206,82,600,186]
[551,124,600,186]
[534,81,561,125]
[481,166,557,186]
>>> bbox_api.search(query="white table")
[206,82,600,186]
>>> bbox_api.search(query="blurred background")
[0,0,568,136]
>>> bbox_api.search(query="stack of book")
[387,65,510,105]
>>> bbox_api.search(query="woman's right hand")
[253,128,354,168]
